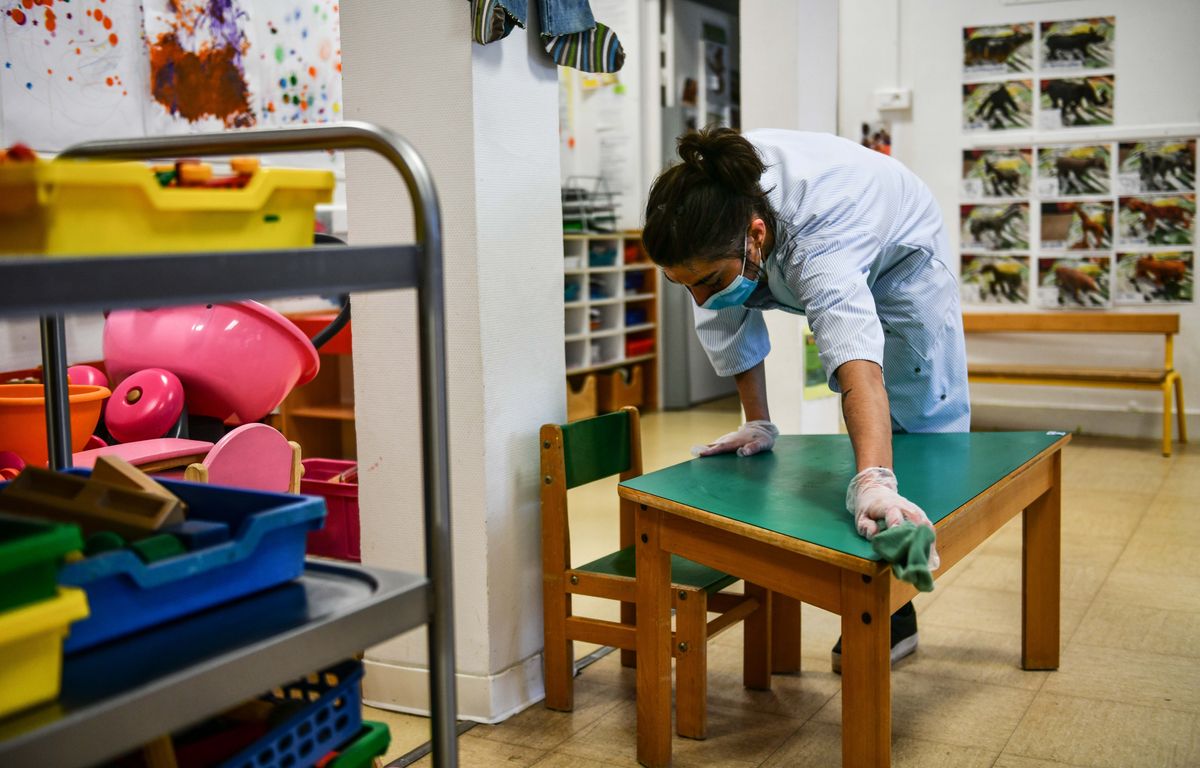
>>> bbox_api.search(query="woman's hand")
[846,467,940,569]
[692,420,779,457]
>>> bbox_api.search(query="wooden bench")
[963,312,1186,456]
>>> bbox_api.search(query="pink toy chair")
[183,424,302,494]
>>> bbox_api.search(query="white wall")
[839,0,1200,439]
[341,1,565,721]
[740,0,842,433]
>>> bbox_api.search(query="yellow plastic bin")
[0,587,89,719]
[0,159,333,257]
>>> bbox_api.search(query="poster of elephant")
[963,80,1033,132]
[1117,195,1196,247]
[963,23,1034,76]
[960,255,1030,305]
[1118,139,1197,194]
[1036,145,1112,197]
[1039,76,1114,128]
[961,203,1030,250]
[1115,251,1194,304]
[1040,18,1115,70]
[1040,201,1113,251]
[962,148,1032,198]
[1038,256,1113,308]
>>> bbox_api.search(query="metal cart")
[0,122,458,767]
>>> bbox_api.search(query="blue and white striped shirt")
[693,130,971,433]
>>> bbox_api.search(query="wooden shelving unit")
[563,231,659,420]
[275,310,357,460]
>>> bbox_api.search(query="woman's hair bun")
[676,126,765,197]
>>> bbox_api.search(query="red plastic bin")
[301,459,360,562]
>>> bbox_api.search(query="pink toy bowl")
[107,368,186,443]
[103,301,319,425]
[67,365,109,388]
[0,384,111,466]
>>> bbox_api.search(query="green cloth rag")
[871,521,936,592]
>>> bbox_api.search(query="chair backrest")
[541,407,643,573]
[186,423,300,493]
[559,410,633,489]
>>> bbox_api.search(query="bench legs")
[1174,374,1188,446]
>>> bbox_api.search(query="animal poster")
[1117,194,1196,247]
[0,0,149,149]
[960,203,1030,251]
[962,148,1031,199]
[963,80,1032,132]
[1038,256,1112,309]
[1039,76,1114,129]
[1117,139,1197,194]
[1040,18,1114,70]
[1040,201,1113,251]
[1115,251,1193,305]
[963,23,1033,77]
[1036,145,1111,197]
[960,255,1030,305]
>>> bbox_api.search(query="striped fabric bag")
[544,21,625,73]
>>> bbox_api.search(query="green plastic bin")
[0,513,83,613]
[327,721,391,768]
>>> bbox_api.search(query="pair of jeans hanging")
[471,0,623,73]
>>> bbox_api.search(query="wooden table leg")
[636,505,673,767]
[743,583,772,690]
[771,592,802,674]
[1022,451,1061,670]
[840,570,890,768]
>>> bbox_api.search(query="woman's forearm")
[836,359,893,472]
[734,361,771,422]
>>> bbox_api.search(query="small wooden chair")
[184,423,302,493]
[541,406,773,740]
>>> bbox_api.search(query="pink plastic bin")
[301,459,359,561]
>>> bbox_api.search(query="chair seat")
[577,546,738,594]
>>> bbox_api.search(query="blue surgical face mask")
[701,235,758,310]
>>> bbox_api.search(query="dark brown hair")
[642,126,777,267]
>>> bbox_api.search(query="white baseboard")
[971,398,1197,442]
[361,652,544,724]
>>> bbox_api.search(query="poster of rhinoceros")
[1040,17,1115,70]
[963,23,1034,77]
[1116,252,1193,305]
[1038,256,1113,308]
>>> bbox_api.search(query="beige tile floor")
[365,399,1200,767]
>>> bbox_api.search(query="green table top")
[620,432,1066,561]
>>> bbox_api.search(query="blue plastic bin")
[218,659,364,768]
[53,471,325,652]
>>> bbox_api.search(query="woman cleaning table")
[641,126,970,672]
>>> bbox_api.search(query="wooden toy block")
[0,467,185,538]
[91,455,185,519]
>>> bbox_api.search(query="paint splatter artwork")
[0,0,149,148]
[143,0,342,134]
[0,0,341,151]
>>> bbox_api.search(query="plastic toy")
[184,424,301,494]
[0,383,111,466]
[73,438,214,472]
[0,586,89,719]
[104,302,319,425]
[67,365,109,388]
[0,513,83,613]
[105,368,187,443]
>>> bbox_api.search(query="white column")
[340,1,565,722]
[740,0,841,433]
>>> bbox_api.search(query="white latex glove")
[691,420,779,458]
[846,467,940,570]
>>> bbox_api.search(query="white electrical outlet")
[874,87,912,111]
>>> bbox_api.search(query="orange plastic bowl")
[0,384,111,467]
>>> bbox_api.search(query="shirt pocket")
[874,247,957,363]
